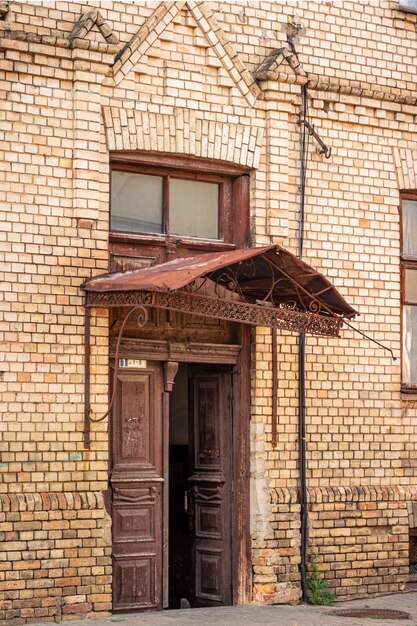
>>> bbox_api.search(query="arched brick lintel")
[102,106,265,169]
[392,147,417,190]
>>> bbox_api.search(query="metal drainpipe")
[298,82,308,603]
[299,332,308,602]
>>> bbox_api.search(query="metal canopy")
[82,245,357,337]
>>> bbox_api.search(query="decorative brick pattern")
[254,46,307,80]
[186,1,261,106]
[392,148,417,190]
[68,9,119,45]
[408,500,417,529]
[111,1,261,106]
[271,486,417,505]
[112,2,184,86]
[102,106,264,169]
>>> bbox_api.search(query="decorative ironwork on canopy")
[82,245,357,337]
[81,245,357,448]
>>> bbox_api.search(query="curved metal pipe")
[89,306,148,424]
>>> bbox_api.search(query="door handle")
[184,490,191,514]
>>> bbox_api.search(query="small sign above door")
[119,358,147,369]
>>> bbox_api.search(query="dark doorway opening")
[168,362,234,609]
[168,364,192,608]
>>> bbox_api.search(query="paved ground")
[32,592,417,626]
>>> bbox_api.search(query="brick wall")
[0,493,111,624]
[1,0,417,620]
[308,486,411,599]
[261,486,415,603]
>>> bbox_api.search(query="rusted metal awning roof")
[83,245,356,316]
[82,245,357,337]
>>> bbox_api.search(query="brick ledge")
[271,485,417,504]
[0,491,104,512]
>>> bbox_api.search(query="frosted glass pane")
[402,200,417,259]
[170,178,219,239]
[405,268,417,304]
[111,171,163,234]
[403,305,417,385]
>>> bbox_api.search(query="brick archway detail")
[392,148,417,190]
[102,106,265,169]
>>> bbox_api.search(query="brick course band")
[2,29,415,108]
[0,28,120,55]
[271,486,417,505]
[0,491,104,513]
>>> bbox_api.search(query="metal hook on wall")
[297,115,332,159]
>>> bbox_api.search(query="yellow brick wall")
[1,0,417,620]
[0,493,112,622]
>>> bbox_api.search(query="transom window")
[401,195,417,389]
[111,168,221,240]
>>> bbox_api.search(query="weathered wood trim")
[111,338,241,364]
[232,325,252,604]
[110,151,251,176]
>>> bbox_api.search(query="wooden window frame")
[110,153,250,251]
[400,192,417,392]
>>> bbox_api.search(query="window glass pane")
[403,305,417,385]
[402,200,417,259]
[405,268,417,304]
[111,171,163,234]
[170,178,219,239]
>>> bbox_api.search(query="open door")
[187,365,233,606]
[110,357,244,611]
[110,361,165,611]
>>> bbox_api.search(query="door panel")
[112,486,158,544]
[113,554,156,610]
[188,367,232,606]
[111,363,164,612]
[194,377,222,472]
[112,373,157,474]
[196,502,222,539]
[196,547,223,602]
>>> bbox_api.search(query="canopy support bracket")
[84,302,91,449]
[271,327,278,447]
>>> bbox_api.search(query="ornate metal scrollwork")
[136,306,149,327]
[86,289,342,337]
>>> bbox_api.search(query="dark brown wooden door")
[110,362,165,612]
[188,365,233,606]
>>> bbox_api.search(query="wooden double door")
[110,360,236,611]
